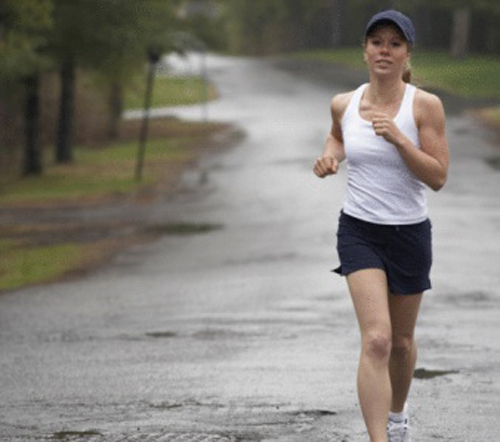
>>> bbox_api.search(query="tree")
[103,0,177,139]
[331,0,348,48]
[0,0,52,176]
[48,0,176,163]
[177,0,227,51]
[407,0,500,57]
[221,0,500,57]
[222,0,337,54]
[450,6,470,58]
[22,74,42,175]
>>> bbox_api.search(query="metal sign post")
[135,49,161,182]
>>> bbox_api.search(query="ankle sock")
[389,404,408,423]
[389,410,406,423]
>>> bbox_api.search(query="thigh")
[389,293,423,339]
[347,269,391,335]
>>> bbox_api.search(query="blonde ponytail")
[402,60,412,83]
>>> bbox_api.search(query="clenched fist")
[372,113,404,146]
[314,156,339,178]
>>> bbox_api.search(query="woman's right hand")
[314,156,339,178]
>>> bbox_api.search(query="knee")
[391,335,415,359]
[363,331,392,361]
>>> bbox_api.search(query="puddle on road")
[414,367,459,379]
[157,434,238,442]
[150,402,184,410]
[150,399,226,411]
[146,222,224,236]
[440,290,495,309]
[292,409,337,418]
[145,331,178,339]
[226,252,297,266]
[192,328,260,340]
[485,157,500,170]
[145,328,264,341]
[53,430,102,440]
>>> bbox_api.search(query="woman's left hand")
[372,113,404,147]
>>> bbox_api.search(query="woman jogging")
[313,10,449,442]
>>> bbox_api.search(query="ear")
[406,43,413,57]
[406,52,411,67]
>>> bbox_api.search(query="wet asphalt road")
[1,55,500,441]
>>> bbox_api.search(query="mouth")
[375,60,392,66]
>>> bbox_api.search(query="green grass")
[0,239,95,291]
[289,48,500,99]
[124,75,217,109]
[480,106,500,124]
[291,48,366,70]
[0,119,227,291]
[0,118,226,208]
[0,137,190,205]
[412,52,500,98]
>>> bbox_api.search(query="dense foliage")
[0,0,177,175]
[219,0,500,55]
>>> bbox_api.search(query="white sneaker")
[387,403,411,442]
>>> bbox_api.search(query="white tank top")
[341,83,427,225]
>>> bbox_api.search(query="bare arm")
[372,91,449,191]
[314,93,351,178]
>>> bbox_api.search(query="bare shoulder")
[414,88,446,127]
[331,91,355,121]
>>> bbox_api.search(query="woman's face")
[364,25,410,80]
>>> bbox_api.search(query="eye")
[391,39,405,48]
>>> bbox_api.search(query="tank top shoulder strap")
[342,83,368,126]
[396,83,417,123]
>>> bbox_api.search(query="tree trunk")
[108,80,122,140]
[331,0,347,48]
[23,74,42,176]
[451,7,471,58]
[56,57,76,163]
[135,58,157,181]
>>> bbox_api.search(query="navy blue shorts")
[334,211,432,295]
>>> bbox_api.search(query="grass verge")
[0,239,104,291]
[0,118,237,292]
[0,119,224,206]
[476,106,500,126]
[124,75,217,109]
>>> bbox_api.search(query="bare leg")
[347,269,392,442]
[388,293,423,413]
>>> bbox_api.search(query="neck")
[366,77,406,105]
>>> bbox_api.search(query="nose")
[379,42,390,53]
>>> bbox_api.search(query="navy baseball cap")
[365,10,415,45]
